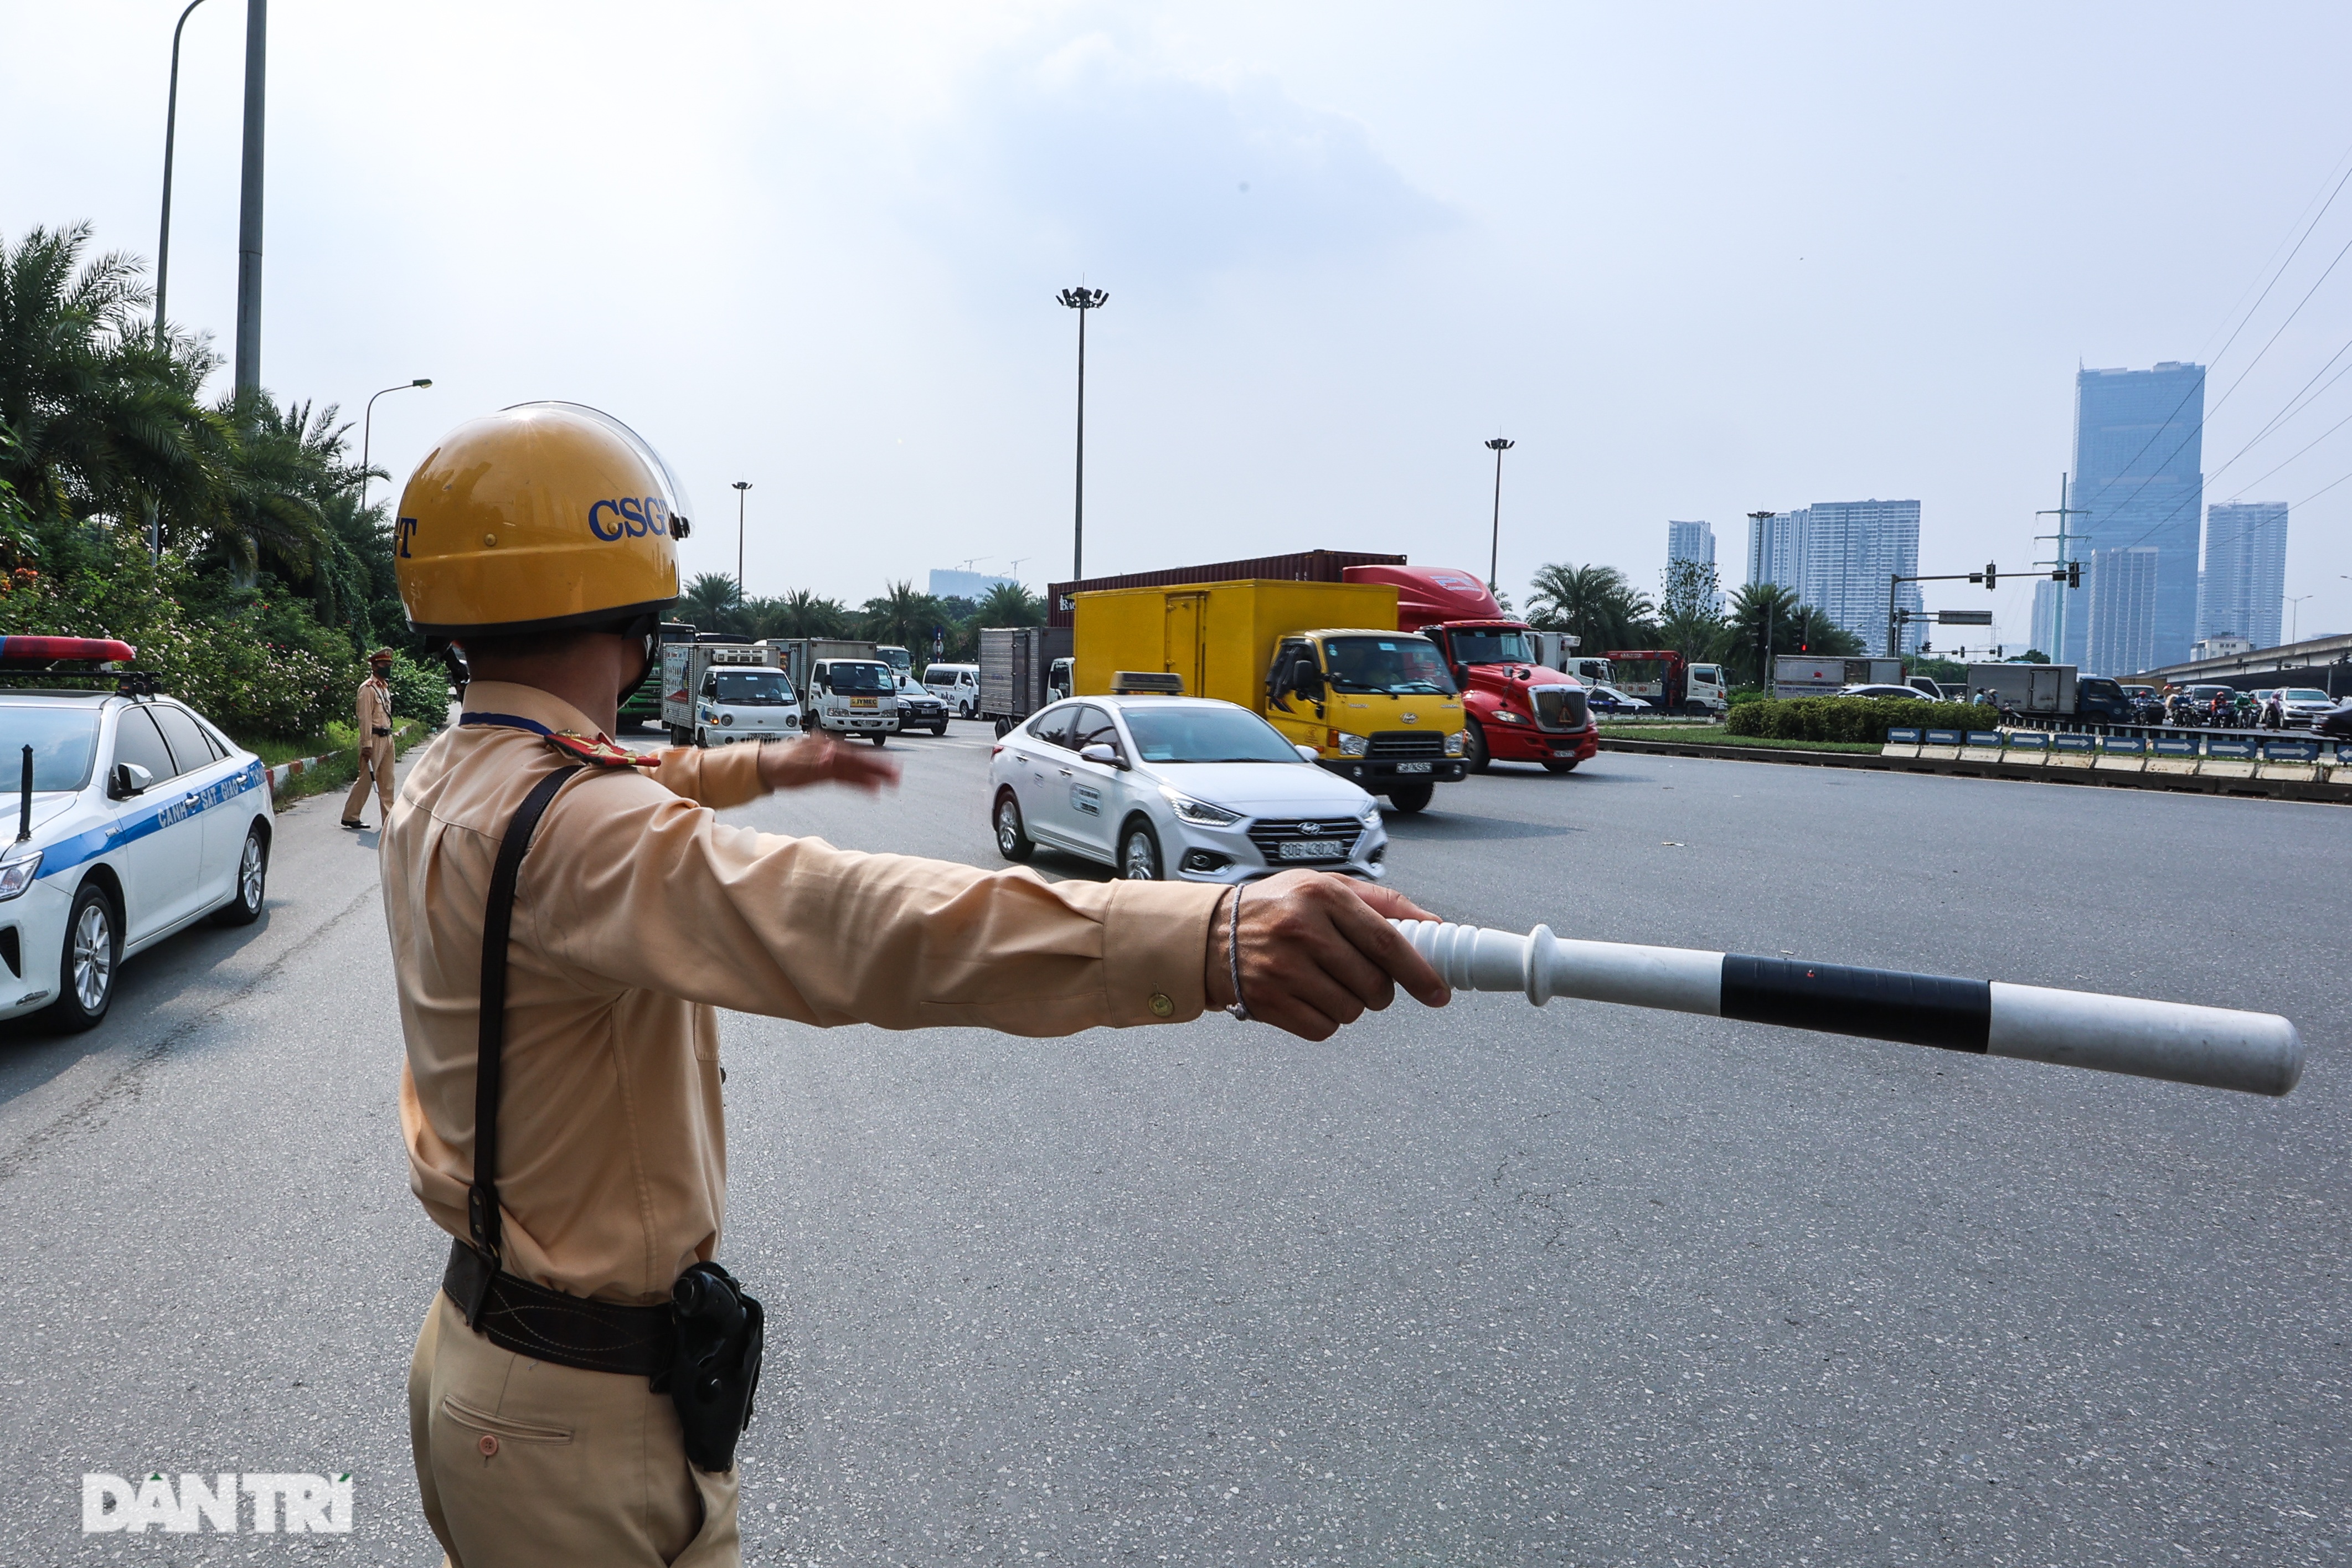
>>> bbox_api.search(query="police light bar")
[1394,921,2302,1097]
[0,635,137,666]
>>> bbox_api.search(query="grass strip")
[1599,728,1886,755]
[253,718,437,810]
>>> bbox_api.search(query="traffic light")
[1984,561,1997,590]
[2067,560,2081,588]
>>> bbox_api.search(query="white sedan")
[988,696,1389,882]
[2,675,272,1030]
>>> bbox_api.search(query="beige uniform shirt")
[385,681,1222,1306]
[357,676,393,740]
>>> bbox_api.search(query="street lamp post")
[1484,437,1514,593]
[733,481,752,605]
[154,0,213,339]
[359,379,432,527]
[233,0,267,396]
[1056,286,1107,581]
[2285,594,2311,646]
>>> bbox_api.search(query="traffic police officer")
[341,647,399,829]
[382,402,1448,1567]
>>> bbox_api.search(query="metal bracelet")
[1224,882,1251,1021]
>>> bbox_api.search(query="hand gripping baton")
[1392,921,2304,1097]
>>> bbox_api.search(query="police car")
[1,638,272,1031]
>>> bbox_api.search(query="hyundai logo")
[1400,712,1419,723]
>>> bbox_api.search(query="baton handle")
[1392,920,2303,1097]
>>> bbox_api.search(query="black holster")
[654,1262,765,1474]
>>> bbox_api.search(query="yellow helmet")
[393,401,689,637]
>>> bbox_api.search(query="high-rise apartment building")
[1806,499,1923,654]
[1665,520,1720,611]
[2198,501,2288,649]
[1746,509,1807,592]
[2069,363,2204,668]
[2082,545,2160,675]
[1744,502,1923,652]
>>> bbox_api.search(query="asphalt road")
[0,723,2344,1565]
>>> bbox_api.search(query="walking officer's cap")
[394,401,688,638]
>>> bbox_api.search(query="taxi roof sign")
[0,636,137,666]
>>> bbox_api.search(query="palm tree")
[0,223,225,542]
[753,587,852,639]
[1525,561,1654,654]
[860,579,948,653]
[1721,584,1863,683]
[204,393,352,586]
[680,571,744,635]
[976,580,1044,627]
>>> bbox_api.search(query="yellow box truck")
[1071,579,1467,811]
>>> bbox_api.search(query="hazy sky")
[8,1,2352,647]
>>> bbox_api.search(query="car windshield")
[1448,628,1540,665]
[825,663,892,693]
[1123,706,1302,765]
[1320,636,1456,694]
[1,705,103,791]
[2286,689,2330,702]
[713,671,791,706]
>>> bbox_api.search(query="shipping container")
[1046,549,1407,627]
[1772,655,1904,697]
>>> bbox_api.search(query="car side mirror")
[1079,742,1124,768]
[1451,664,1468,687]
[1294,744,1320,762]
[111,761,154,798]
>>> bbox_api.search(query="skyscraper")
[2082,545,2160,675]
[2198,501,2288,649]
[1665,520,1720,612]
[1746,509,1807,592]
[2070,363,2205,668]
[1801,499,1923,654]
[2030,577,2064,659]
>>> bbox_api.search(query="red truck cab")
[1343,564,1600,773]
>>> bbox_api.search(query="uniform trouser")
[408,1292,741,1568]
[344,737,396,822]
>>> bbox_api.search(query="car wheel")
[1542,760,1579,774]
[1464,719,1491,773]
[1119,818,1164,880]
[994,790,1034,862]
[870,732,888,747]
[992,717,1011,739]
[932,722,948,736]
[1386,781,1435,813]
[44,881,119,1033]
[210,821,269,926]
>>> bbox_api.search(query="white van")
[924,663,981,718]
[807,658,898,745]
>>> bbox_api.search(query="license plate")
[1394,761,1432,774]
[1551,748,1577,757]
[850,698,876,708]
[1278,840,1346,860]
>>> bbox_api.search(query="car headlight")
[1337,733,1369,757]
[1490,708,1526,724]
[0,845,40,901]
[721,713,735,726]
[1359,804,1381,829]
[1160,787,1240,827]
[1444,730,1466,756]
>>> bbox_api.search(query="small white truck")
[805,657,898,745]
[661,639,802,747]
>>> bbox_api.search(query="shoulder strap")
[466,765,585,1306]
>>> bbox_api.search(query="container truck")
[660,637,802,747]
[1341,564,1600,776]
[978,626,1074,735]
[1070,579,1466,812]
[1964,662,2077,716]
[620,621,695,733]
[1772,655,1905,697]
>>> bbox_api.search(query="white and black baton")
[1393,921,2304,1097]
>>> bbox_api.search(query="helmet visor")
[506,400,698,539]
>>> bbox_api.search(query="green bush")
[1724,695,1985,744]
[385,652,450,725]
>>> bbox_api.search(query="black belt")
[442,1239,674,1379]
[372,725,393,737]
